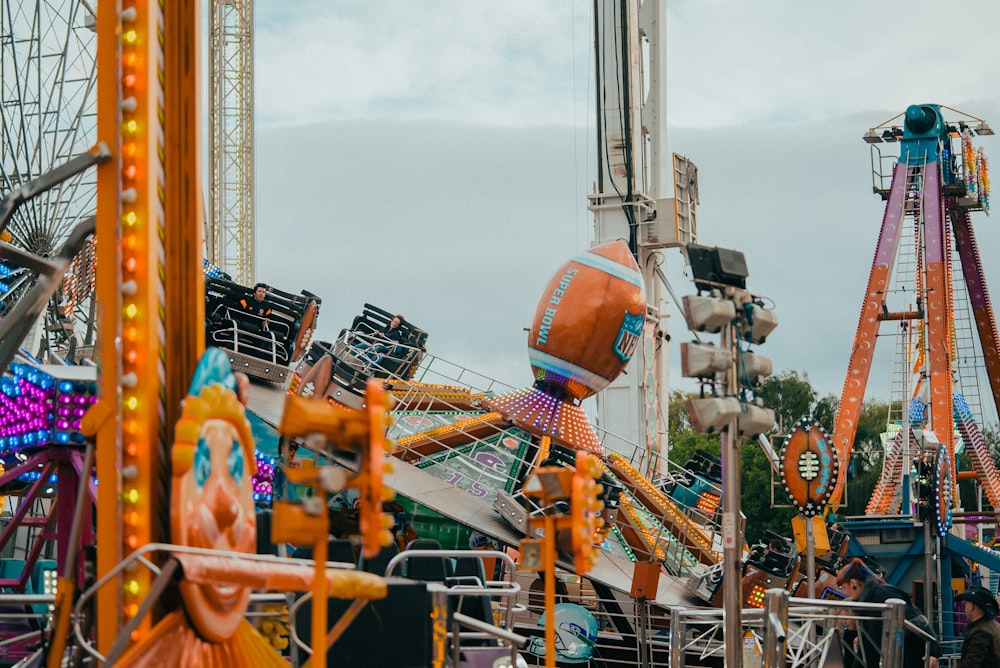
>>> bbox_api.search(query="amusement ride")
[0,2,999,668]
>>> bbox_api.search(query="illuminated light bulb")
[123,211,137,226]
[123,30,137,44]
[124,164,137,179]
[126,442,138,457]
[124,119,138,134]
[125,396,138,411]
[124,303,138,319]
[123,73,136,88]
[126,534,139,549]
[126,488,139,504]
[126,579,140,595]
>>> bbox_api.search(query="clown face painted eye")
[195,438,211,487]
[228,440,244,482]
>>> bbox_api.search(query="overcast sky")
[250,0,1000,412]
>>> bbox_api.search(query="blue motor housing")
[900,103,949,166]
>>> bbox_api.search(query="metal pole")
[311,504,329,668]
[637,597,650,668]
[805,516,816,599]
[670,606,684,668]
[45,443,96,668]
[881,598,907,668]
[763,588,788,668]
[923,520,933,620]
[544,514,556,668]
[722,320,743,668]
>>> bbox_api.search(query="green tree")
[842,400,889,517]
[667,389,720,466]
[812,394,838,434]
[756,370,818,435]
[740,443,797,543]
[667,383,797,544]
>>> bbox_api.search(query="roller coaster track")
[951,209,1000,418]
[605,452,720,566]
[954,394,1000,510]
[864,429,912,516]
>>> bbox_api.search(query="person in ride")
[381,314,408,346]
[238,282,272,330]
[357,314,408,362]
[955,585,1000,667]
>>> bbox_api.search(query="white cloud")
[256,0,592,127]
[257,1,1000,129]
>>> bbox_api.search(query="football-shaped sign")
[778,417,838,516]
[527,240,646,401]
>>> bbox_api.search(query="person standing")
[955,586,1000,667]
[836,558,940,668]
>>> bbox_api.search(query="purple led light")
[0,364,97,455]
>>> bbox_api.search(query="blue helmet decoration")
[526,603,598,662]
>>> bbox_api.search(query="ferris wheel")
[0,1,99,361]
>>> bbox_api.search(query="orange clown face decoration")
[171,383,258,642]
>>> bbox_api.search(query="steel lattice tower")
[208,0,255,284]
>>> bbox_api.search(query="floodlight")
[916,429,941,453]
[739,303,778,344]
[974,121,994,136]
[685,244,748,290]
[737,403,775,438]
[681,342,733,379]
[686,397,741,434]
[862,130,882,144]
[739,351,773,386]
[683,294,736,334]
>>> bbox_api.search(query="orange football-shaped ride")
[528,240,646,399]
[486,241,646,454]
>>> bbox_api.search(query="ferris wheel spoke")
[0,0,97,360]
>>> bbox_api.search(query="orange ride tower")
[831,104,999,525]
[94,0,204,653]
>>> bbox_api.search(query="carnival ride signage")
[778,418,839,516]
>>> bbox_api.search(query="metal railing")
[503,574,917,668]
[70,542,357,664]
[385,351,729,563]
